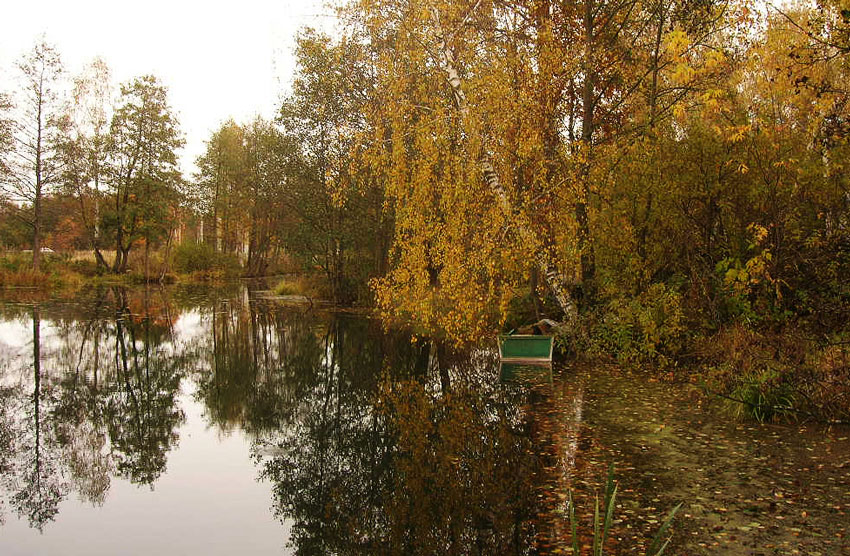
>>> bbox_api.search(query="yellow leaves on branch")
[748,223,769,245]
[727,124,751,143]
[665,29,691,59]
[703,49,727,72]
[723,223,779,298]
[671,62,696,86]
[701,89,724,115]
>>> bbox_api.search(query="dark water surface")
[0,284,848,555]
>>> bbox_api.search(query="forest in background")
[1,0,849,421]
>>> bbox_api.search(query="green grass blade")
[653,539,672,556]
[593,494,601,556]
[604,462,616,502]
[601,463,617,552]
[646,502,683,556]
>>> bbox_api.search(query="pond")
[0,284,848,554]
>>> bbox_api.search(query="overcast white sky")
[0,0,336,177]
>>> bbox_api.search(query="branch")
[429,5,578,322]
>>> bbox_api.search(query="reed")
[568,463,682,556]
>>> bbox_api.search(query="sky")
[0,0,337,177]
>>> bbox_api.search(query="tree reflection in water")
[0,287,189,529]
[0,285,583,550]
[104,288,187,485]
[2,306,68,531]
[248,306,585,555]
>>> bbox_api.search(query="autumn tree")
[341,2,525,338]
[105,75,183,275]
[0,39,64,271]
[194,119,246,254]
[721,8,849,323]
[0,93,12,174]
[340,0,730,339]
[193,117,291,276]
[277,29,388,303]
[240,118,291,276]
[59,58,114,269]
[0,94,13,238]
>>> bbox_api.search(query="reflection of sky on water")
[0,317,62,388]
[173,310,203,342]
[0,297,289,555]
[3,392,287,555]
[1,381,288,555]
[0,320,29,350]
[0,318,62,352]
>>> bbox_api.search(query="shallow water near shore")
[0,284,847,554]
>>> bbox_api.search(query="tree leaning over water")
[341,0,729,340]
[336,0,849,355]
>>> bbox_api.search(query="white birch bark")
[430,7,577,323]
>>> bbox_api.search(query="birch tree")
[343,0,639,339]
[343,0,733,341]
[59,58,113,270]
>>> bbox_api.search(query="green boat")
[498,334,554,364]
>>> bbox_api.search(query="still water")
[0,284,848,555]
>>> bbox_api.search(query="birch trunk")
[430,7,577,323]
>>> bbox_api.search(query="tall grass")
[0,268,50,288]
[568,463,682,555]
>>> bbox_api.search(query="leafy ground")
[556,364,850,555]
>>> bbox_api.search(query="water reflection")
[0,288,193,531]
[253,327,585,554]
[0,285,586,554]
[1,305,67,530]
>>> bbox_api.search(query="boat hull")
[498,334,554,364]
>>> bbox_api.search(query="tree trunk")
[637,0,667,264]
[112,236,123,273]
[33,95,43,273]
[578,0,597,287]
[33,192,41,272]
[120,245,131,274]
[431,7,577,322]
[144,240,150,282]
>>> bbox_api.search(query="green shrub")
[173,242,221,273]
[273,279,302,296]
[701,325,849,423]
[729,370,796,422]
[590,283,686,368]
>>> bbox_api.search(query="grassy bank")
[0,248,242,292]
[502,281,850,424]
[572,300,849,424]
